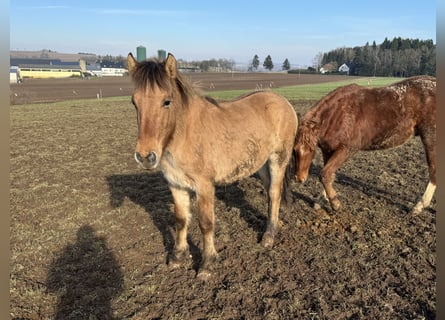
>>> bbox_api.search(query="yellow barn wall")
[20,69,82,79]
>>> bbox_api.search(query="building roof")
[10,58,80,68]
[339,63,350,71]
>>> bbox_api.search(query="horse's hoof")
[168,250,190,268]
[168,260,182,270]
[411,202,424,215]
[196,269,212,281]
[331,201,341,211]
[261,233,274,248]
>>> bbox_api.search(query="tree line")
[320,37,436,77]
[247,54,291,71]
[177,55,291,72]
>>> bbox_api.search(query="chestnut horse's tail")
[282,149,296,206]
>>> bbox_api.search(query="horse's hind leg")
[169,186,191,268]
[261,155,286,248]
[320,146,350,211]
[412,130,436,214]
[413,182,436,214]
[195,181,218,281]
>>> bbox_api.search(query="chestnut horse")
[127,53,298,280]
[294,76,436,213]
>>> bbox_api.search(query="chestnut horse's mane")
[296,83,363,151]
[296,118,320,151]
[130,58,196,107]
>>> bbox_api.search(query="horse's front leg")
[261,158,285,248]
[196,182,218,281]
[320,147,350,211]
[168,186,191,268]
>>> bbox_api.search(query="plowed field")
[10,75,435,319]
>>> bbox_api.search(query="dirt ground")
[10,76,435,319]
[9,73,356,105]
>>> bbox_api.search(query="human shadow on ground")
[46,225,123,320]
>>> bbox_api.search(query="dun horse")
[294,76,436,213]
[127,53,298,280]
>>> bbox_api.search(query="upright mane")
[130,58,196,106]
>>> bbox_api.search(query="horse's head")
[293,120,319,183]
[127,52,192,170]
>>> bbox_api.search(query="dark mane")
[204,96,221,107]
[130,58,196,106]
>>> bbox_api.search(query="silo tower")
[136,46,147,62]
[158,49,167,60]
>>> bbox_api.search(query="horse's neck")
[173,97,211,138]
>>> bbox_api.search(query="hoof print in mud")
[196,269,212,282]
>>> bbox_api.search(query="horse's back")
[228,91,296,118]
[208,91,298,183]
[387,75,436,130]
[304,76,435,151]
[220,91,298,140]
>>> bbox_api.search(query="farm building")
[10,58,83,79]
[320,62,337,74]
[10,56,128,79]
[84,64,102,77]
[339,63,350,74]
[18,66,83,79]
[10,66,21,83]
[100,67,128,77]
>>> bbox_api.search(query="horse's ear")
[165,53,177,79]
[127,53,138,74]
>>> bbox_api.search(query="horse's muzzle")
[135,151,158,170]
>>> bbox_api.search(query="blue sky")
[10,0,436,67]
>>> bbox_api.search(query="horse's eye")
[131,97,137,109]
[163,100,171,108]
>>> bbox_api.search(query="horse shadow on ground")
[106,172,301,265]
[46,225,123,320]
[305,164,418,212]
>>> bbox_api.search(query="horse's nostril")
[135,152,143,163]
[147,151,157,165]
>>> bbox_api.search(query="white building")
[338,63,350,74]
[100,67,128,77]
[10,66,21,83]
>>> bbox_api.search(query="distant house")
[339,63,350,74]
[100,67,128,77]
[84,63,102,77]
[99,61,127,76]
[320,62,337,74]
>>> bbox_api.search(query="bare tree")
[312,52,323,72]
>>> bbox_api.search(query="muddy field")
[10,76,435,319]
[9,73,357,105]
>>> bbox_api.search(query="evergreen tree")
[251,54,260,71]
[263,55,274,71]
[282,58,291,71]
[317,37,435,77]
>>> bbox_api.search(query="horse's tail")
[282,148,296,206]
